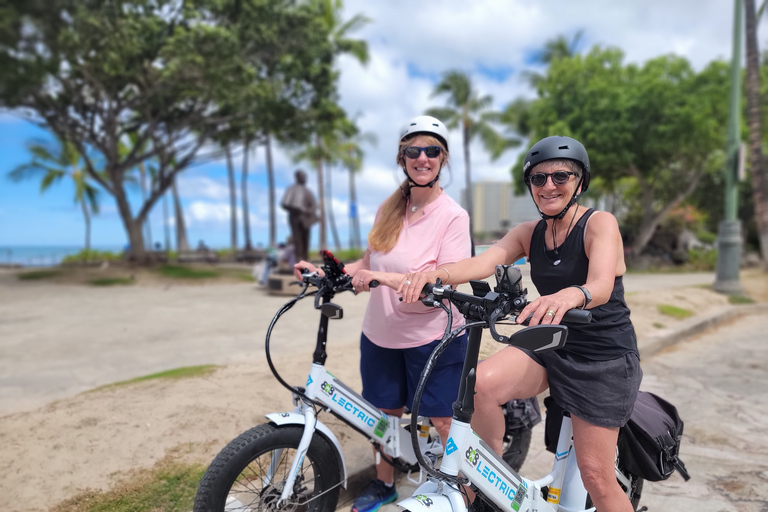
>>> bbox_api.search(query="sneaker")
[351,479,397,512]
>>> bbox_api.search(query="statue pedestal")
[267,272,301,296]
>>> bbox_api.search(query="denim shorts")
[360,332,467,418]
[526,349,643,428]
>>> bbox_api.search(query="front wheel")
[194,423,342,512]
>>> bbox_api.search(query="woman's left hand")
[398,271,438,303]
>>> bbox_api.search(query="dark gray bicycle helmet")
[522,135,590,219]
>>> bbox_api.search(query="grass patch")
[657,304,694,319]
[51,456,205,512]
[652,322,666,329]
[17,269,60,280]
[90,365,219,393]
[729,294,755,305]
[158,265,219,279]
[89,277,134,286]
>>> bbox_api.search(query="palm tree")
[746,0,768,267]
[309,0,371,250]
[524,31,583,88]
[427,70,509,238]
[9,137,100,251]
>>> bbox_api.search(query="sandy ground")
[0,264,765,512]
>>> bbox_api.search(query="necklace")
[545,205,579,266]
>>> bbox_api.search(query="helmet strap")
[528,175,585,220]
[402,166,441,188]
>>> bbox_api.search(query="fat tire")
[501,427,532,472]
[194,423,342,512]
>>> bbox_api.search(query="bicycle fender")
[398,492,465,512]
[266,412,347,487]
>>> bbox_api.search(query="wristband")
[570,285,592,309]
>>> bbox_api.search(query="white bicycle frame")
[399,411,598,512]
[264,298,443,508]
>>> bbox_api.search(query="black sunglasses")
[403,145,442,159]
[528,171,579,187]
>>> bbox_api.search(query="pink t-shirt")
[361,192,471,349]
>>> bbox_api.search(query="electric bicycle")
[398,265,645,512]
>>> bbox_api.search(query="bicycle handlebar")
[421,271,591,344]
[298,250,378,308]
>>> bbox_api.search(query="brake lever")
[488,307,510,343]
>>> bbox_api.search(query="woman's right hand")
[293,260,322,280]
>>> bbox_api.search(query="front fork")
[275,406,318,506]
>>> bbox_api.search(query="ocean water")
[0,245,124,267]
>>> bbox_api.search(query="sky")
[0,0,759,253]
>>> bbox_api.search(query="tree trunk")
[173,180,189,252]
[110,182,147,262]
[315,134,327,251]
[265,134,277,247]
[162,190,171,252]
[462,119,475,254]
[745,0,768,269]
[226,145,238,252]
[349,169,361,250]
[326,163,342,251]
[139,162,152,250]
[241,140,253,250]
[80,199,91,253]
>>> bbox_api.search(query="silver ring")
[405,280,412,285]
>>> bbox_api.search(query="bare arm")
[399,222,536,303]
[518,211,623,325]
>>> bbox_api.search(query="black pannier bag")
[619,391,691,482]
[543,392,690,482]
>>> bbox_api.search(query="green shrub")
[695,229,717,245]
[62,249,122,264]
[687,247,717,271]
[158,265,219,279]
[18,269,60,280]
[89,277,134,286]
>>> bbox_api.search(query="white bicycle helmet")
[399,115,450,151]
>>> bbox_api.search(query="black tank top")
[529,208,638,360]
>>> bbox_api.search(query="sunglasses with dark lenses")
[528,171,579,187]
[403,145,442,159]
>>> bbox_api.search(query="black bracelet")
[569,285,592,309]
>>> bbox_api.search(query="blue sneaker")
[351,479,397,512]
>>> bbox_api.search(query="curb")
[639,303,768,358]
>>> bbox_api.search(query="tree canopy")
[520,47,730,256]
[0,0,340,260]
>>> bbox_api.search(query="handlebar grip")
[562,309,592,323]
[369,280,379,288]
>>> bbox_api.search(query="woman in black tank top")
[399,136,642,512]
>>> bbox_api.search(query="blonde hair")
[367,135,449,252]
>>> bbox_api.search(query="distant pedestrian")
[281,169,318,262]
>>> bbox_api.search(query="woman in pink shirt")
[294,115,471,512]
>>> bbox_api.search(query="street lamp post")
[714,0,745,295]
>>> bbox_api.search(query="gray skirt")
[526,349,642,428]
